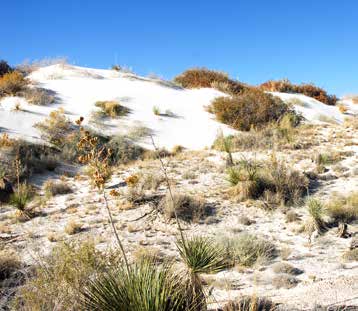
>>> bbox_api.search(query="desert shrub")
[21,87,56,105]
[0,60,13,77]
[13,241,119,310]
[342,248,358,262]
[227,156,308,206]
[44,180,73,197]
[0,71,29,97]
[223,296,276,311]
[271,274,299,289]
[35,108,74,148]
[64,220,83,235]
[10,183,36,220]
[272,262,303,275]
[209,88,290,131]
[259,79,337,105]
[0,250,21,283]
[174,68,246,95]
[94,100,130,118]
[219,233,277,267]
[159,192,213,222]
[285,210,300,223]
[152,105,160,115]
[326,192,358,223]
[106,136,145,165]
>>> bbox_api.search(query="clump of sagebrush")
[209,88,290,131]
[227,155,308,206]
[159,192,213,223]
[259,78,337,105]
[44,179,73,197]
[13,241,120,310]
[326,192,358,224]
[0,70,29,98]
[174,67,246,95]
[94,100,130,118]
[218,233,277,267]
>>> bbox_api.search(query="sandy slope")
[1,64,356,150]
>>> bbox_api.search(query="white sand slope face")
[271,92,351,124]
[0,64,236,150]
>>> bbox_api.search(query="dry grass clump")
[13,241,119,310]
[214,114,302,151]
[344,116,358,129]
[271,274,299,289]
[219,233,277,267]
[326,192,358,223]
[222,296,276,311]
[259,79,337,105]
[159,192,213,222]
[174,67,246,95]
[285,210,300,223]
[0,250,22,283]
[21,86,56,105]
[64,220,83,235]
[342,248,358,262]
[0,71,29,98]
[272,262,303,275]
[94,100,130,118]
[227,156,308,206]
[106,135,145,165]
[209,88,290,131]
[43,179,73,197]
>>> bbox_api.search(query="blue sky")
[1,0,357,95]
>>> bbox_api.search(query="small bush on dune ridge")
[259,79,337,105]
[0,71,29,97]
[174,68,246,95]
[0,60,13,77]
[209,88,290,131]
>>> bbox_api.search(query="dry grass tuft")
[43,180,73,197]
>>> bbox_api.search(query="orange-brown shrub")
[0,71,29,97]
[259,79,337,105]
[209,88,289,131]
[174,68,246,95]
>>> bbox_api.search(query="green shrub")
[0,71,29,97]
[220,233,277,267]
[259,79,337,105]
[174,68,246,95]
[209,88,289,131]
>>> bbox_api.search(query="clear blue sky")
[1,0,357,95]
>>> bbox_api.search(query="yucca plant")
[81,259,189,311]
[307,198,327,235]
[10,182,33,219]
[176,236,227,310]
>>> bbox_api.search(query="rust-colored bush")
[259,79,337,105]
[209,88,289,131]
[174,68,246,95]
[0,71,29,97]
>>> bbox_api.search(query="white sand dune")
[0,64,356,149]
